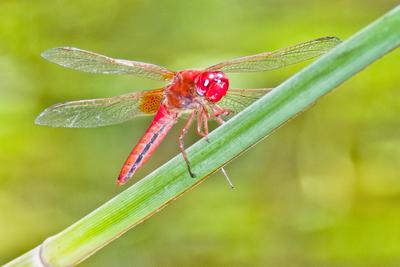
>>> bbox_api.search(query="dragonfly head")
[195,71,229,103]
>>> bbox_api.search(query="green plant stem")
[5,5,400,267]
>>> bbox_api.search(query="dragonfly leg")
[213,115,226,125]
[196,107,211,143]
[202,111,209,138]
[179,110,196,178]
[208,104,235,188]
[202,107,210,141]
[196,109,208,140]
[210,108,226,125]
[211,104,232,119]
[196,110,204,136]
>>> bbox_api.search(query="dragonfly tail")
[117,104,178,185]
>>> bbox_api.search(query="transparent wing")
[35,89,164,128]
[218,88,273,116]
[42,47,175,81]
[207,36,341,73]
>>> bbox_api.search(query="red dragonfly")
[36,36,340,185]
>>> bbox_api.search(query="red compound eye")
[195,71,229,103]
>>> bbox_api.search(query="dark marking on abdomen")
[127,124,167,176]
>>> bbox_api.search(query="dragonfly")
[36,36,340,185]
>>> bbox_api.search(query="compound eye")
[195,72,229,103]
[196,72,214,96]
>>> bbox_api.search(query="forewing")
[35,89,164,128]
[218,88,273,116]
[207,36,341,73]
[42,47,175,81]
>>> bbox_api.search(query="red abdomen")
[117,104,178,185]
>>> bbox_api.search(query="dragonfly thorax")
[195,71,229,103]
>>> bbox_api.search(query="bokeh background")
[1,0,399,266]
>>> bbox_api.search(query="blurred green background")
[1,0,399,266]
